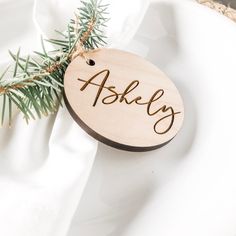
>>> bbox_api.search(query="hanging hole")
[86,59,95,66]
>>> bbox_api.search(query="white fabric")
[1,1,236,236]
[0,1,97,236]
[0,0,148,235]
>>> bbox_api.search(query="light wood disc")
[64,49,184,151]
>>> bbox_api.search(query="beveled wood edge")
[63,90,175,152]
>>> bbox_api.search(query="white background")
[0,0,236,236]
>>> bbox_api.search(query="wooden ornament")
[64,49,184,151]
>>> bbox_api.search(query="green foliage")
[0,0,108,126]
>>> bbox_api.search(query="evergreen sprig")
[0,0,109,126]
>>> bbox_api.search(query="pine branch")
[0,0,108,126]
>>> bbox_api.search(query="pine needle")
[0,0,108,126]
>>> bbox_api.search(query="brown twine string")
[0,19,96,94]
[70,19,96,61]
[0,77,41,94]
[0,87,5,93]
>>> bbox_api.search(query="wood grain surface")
[64,49,184,151]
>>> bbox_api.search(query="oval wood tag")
[64,49,184,151]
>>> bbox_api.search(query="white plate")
[68,1,236,235]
